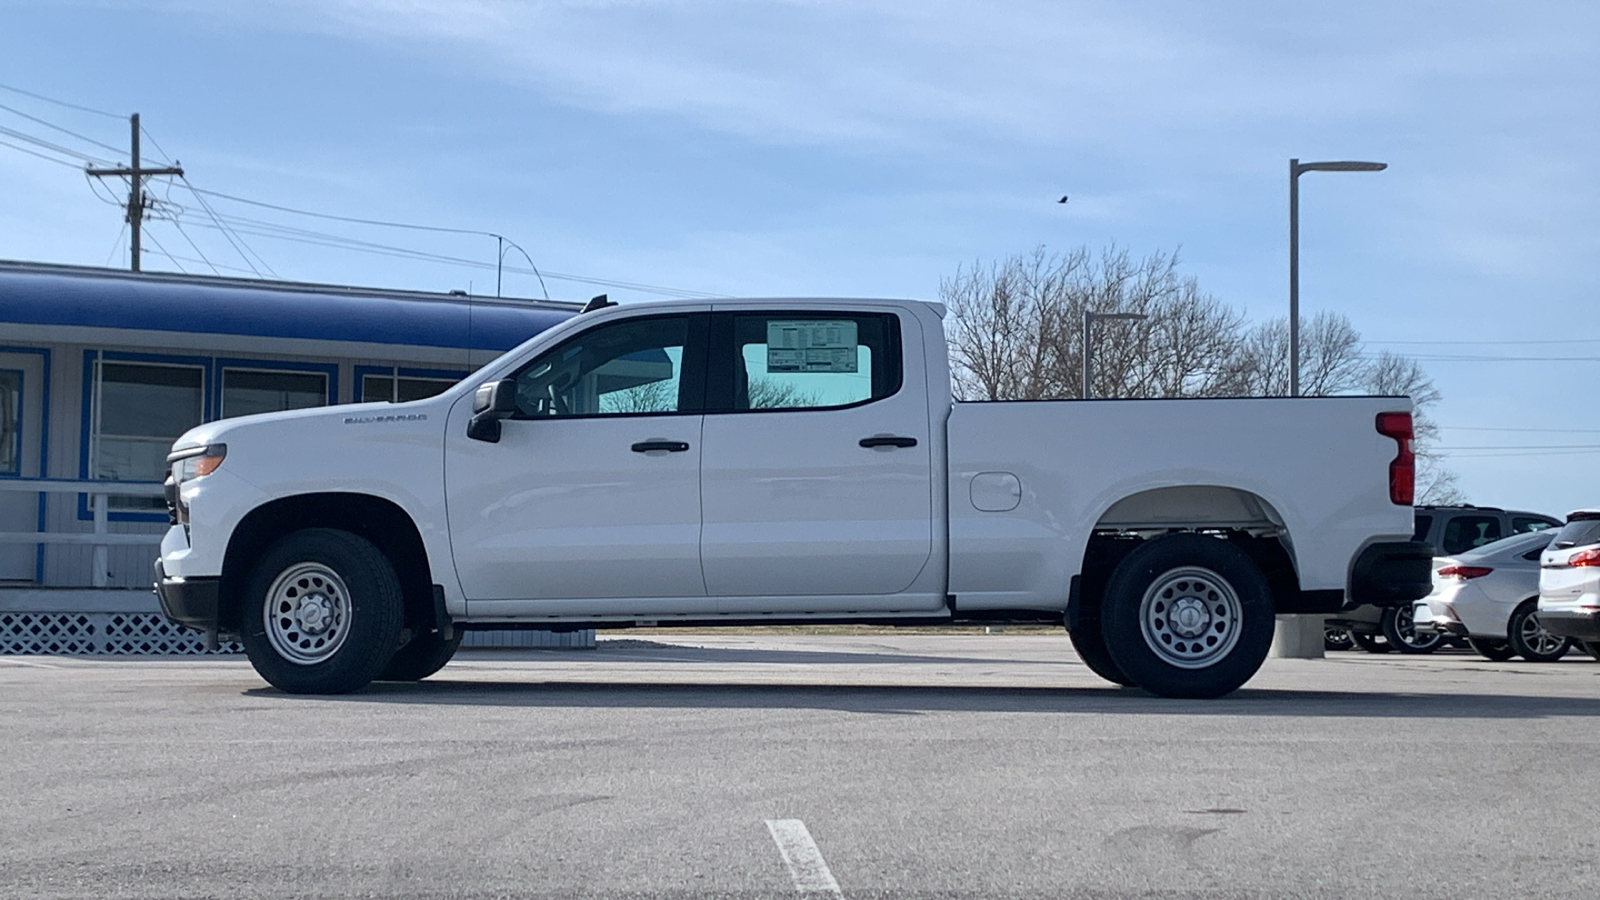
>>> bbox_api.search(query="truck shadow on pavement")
[250,679,1600,719]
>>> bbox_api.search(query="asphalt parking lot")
[3,633,1599,899]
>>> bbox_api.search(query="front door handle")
[859,435,918,449]
[632,440,691,453]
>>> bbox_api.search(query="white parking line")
[765,818,844,897]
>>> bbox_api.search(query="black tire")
[1467,637,1516,662]
[1324,627,1355,652]
[1584,641,1600,662]
[378,628,464,681]
[1507,600,1571,663]
[1100,534,1275,699]
[240,528,404,694]
[1351,631,1392,654]
[1382,606,1445,655]
[1068,622,1135,686]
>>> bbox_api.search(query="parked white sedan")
[1414,530,1573,662]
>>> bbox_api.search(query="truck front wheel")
[240,528,404,694]
[377,629,464,682]
[1101,534,1274,699]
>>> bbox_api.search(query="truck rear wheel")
[1101,534,1274,699]
[240,528,403,694]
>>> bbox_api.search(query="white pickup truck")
[155,296,1431,698]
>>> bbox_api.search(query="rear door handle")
[859,435,918,449]
[632,440,691,453]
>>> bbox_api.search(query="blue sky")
[2,0,1597,518]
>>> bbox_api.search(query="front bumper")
[1349,540,1435,608]
[153,559,221,635]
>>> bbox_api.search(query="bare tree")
[943,246,1080,400]
[942,245,1243,400]
[941,244,1461,499]
[599,379,677,414]
[747,377,821,410]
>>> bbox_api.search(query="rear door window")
[1411,514,1433,542]
[1512,516,1559,534]
[1440,515,1502,555]
[709,312,901,413]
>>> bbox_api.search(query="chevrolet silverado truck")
[155,296,1431,698]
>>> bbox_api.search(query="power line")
[1357,350,1600,362]
[1368,337,1600,346]
[139,126,175,165]
[83,171,126,206]
[1444,426,1600,434]
[173,176,270,278]
[0,123,116,166]
[172,207,720,298]
[104,223,128,268]
[1442,448,1600,458]
[148,252,262,277]
[183,184,716,298]
[0,135,87,169]
[0,88,719,298]
[165,217,221,276]
[140,228,187,275]
[0,81,123,119]
[1392,355,1600,363]
[185,185,492,235]
[1440,444,1600,451]
[0,100,126,157]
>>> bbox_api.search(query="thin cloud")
[198,0,1591,153]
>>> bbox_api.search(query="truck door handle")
[859,435,918,449]
[631,440,691,453]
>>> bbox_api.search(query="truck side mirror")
[467,378,518,443]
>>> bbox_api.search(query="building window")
[361,373,457,403]
[92,361,204,509]
[0,369,19,476]
[221,368,328,419]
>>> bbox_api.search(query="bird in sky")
[1057,195,1069,203]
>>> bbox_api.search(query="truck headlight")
[169,444,227,485]
[165,444,226,527]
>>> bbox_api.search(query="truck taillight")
[1437,565,1492,579]
[1375,412,1414,506]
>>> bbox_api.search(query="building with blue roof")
[0,260,581,654]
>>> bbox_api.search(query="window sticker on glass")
[766,320,859,373]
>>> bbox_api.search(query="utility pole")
[86,113,183,272]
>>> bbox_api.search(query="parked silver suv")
[1537,510,1600,657]
[1328,505,1561,653]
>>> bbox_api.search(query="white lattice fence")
[0,612,241,655]
[1,612,594,654]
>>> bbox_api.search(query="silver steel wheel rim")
[1520,612,1564,656]
[264,562,352,665]
[1139,566,1243,669]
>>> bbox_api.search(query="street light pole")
[1288,158,1387,396]
[1082,311,1148,399]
